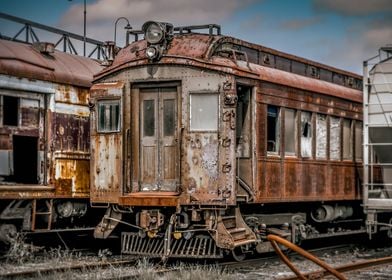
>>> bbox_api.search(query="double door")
[139,87,179,192]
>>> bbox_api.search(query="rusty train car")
[89,21,368,259]
[0,39,104,242]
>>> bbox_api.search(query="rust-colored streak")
[284,161,298,196]
[258,159,358,202]
[0,134,11,149]
[119,193,179,207]
[265,160,281,198]
[54,158,90,195]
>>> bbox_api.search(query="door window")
[97,100,121,132]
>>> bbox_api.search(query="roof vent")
[33,42,55,54]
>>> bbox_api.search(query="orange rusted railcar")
[90,22,365,259]
[0,39,103,242]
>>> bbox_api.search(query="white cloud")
[60,0,255,28]
[58,0,256,45]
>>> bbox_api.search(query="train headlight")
[142,21,173,61]
[143,21,165,44]
[146,46,159,60]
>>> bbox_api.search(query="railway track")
[0,258,137,279]
[1,240,391,279]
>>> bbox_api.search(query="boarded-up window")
[355,121,363,161]
[330,116,341,160]
[20,98,39,127]
[267,105,280,153]
[301,111,312,157]
[316,114,327,159]
[284,108,296,155]
[97,100,121,132]
[190,93,218,131]
[343,119,353,160]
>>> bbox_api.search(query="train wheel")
[231,246,246,262]
[0,224,17,243]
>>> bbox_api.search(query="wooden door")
[139,87,178,192]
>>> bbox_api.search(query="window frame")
[329,116,341,161]
[284,108,297,157]
[342,118,353,161]
[300,110,313,158]
[189,92,219,132]
[315,113,328,160]
[96,98,122,133]
[267,105,281,155]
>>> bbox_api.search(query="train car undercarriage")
[94,201,365,260]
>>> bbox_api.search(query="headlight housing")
[143,21,165,44]
[142,21,173,61]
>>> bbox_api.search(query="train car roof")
[95,33,362,103]
[0,39,103,88]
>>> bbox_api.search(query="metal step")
[228,228,248,240]
[121,232,223,259]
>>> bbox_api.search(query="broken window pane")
[3,95,19,126]
[267,105,280,153]
[316,114,327,159]
[284,108,296,155]
[330,116,341,160]
[97,100,121,132]
[355,121,363,161]
[343,119,353,160]
[301,111,312,157]
[190,93,218,131]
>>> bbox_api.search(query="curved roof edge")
[0,39,103,88]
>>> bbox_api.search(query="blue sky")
[0,0,391,74]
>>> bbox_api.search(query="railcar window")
[190,93,218,131]
[301,111,312,158]
[316,114,327,159]
[3,95,19,126]
[343,119,353,160]
[284,108,296,155]
[267,105,280,153]
[355,121,363,161]
[97,100,120,132]
[330,116,341,160]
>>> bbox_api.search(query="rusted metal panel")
[257,82,362,119]
[53,157,90,194]
[119,193,179,207]
[52,113,90,152]
[55,85,89,106]
[257,159,359,202]
[0,39,103,88]
[90,81,125,203]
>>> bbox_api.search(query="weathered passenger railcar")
[91,22,365,259]
[0,39,103,242]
